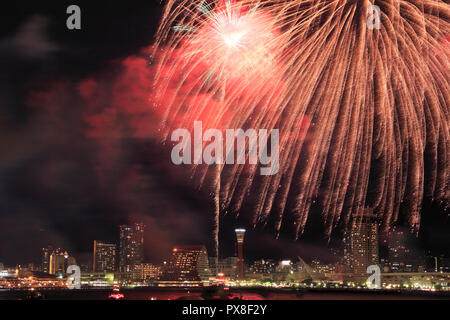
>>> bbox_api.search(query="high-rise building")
[159,246,211,286]
[343,210,379,277]
[49,249,76,275]
[387,227,413,272]
[138,263,163,282]
[119,223,145,273]
[93,241,116,272]
[438,254,450,273]
[41,246,53,273]
[235,228,246,279]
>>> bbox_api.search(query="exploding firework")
[152,0,449,255]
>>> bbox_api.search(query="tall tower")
[41,246,53,273]
[387,227,413,272]
[119,223,145,273]
[344,209,379,278]
[93,241,117,272]
[235,228,246,279]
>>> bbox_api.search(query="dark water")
[1,288,449,300]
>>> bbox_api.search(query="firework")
[152,0,449,255]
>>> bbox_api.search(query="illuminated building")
[49,249,76,276]
[93,241,116,272]
[209,257,238,278]
[386,227,413,272]
[422,253,450,273]
[310,260,335,275]
[80,272,115,287]
[138,263,162,282]
[0,270,66,289]
[208,257,217,276]
[235,228,246,279]
[249,259,276,276]
[49,251,64,275]
[41,246,53,273]
[274,260,294,279]
[159,246,211,286]
[438,254,450,273]
[119,223,145,273]
[380,272,450,290]
[217,257,238,279]
[343,210,379,279]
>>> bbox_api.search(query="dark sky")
[0,1,448,267]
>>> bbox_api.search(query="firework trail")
[152,0,449,256]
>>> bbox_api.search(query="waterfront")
[1,287,449,300]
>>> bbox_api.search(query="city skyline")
[2,217,448,278]
[1,216,449,293]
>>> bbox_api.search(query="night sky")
[0,1,448,267]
